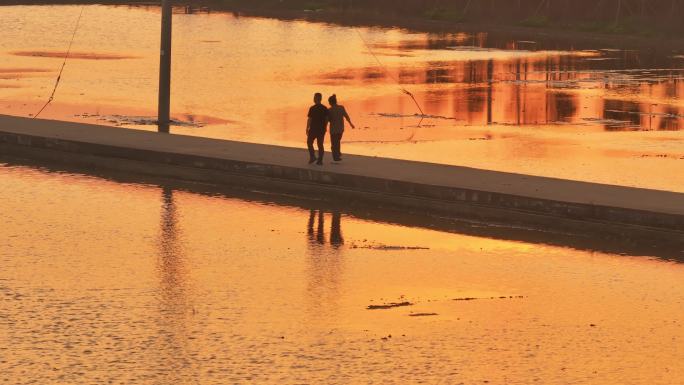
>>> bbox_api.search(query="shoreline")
[223,7,684,52]
[3,1,684,51]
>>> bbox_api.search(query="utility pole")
[158,0,172,133]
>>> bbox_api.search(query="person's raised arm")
[343,107,355,129]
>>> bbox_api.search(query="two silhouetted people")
[306,93,354,165]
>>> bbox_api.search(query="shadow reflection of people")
[307,209,344,247]
[305,208,345,322]
[308,209,325,245]
[330,211,344,247]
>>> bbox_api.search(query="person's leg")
[307,134,316,163]
[336,132,344,160]
[316,133,325,164]
[331,133,341,160]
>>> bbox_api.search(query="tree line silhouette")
[220,0,684,33]
[7,0,684,33]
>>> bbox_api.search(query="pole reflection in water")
[155,187,197,382]
[305,209,345,321]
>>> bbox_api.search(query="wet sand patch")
[9,51,141,60]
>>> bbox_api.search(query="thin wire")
[354,28,425,118]
[33,6,85,119]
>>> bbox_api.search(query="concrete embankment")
[1,114,683,236]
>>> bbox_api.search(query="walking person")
[327,94,355,162]
[306,93,329,165]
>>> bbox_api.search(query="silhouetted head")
[313,93,322,104]
[328,94,338,106]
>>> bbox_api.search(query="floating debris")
[351,243,429,251]
[453,296,525,302]
[605,109,684,120]
[10,51,140,60]
[373,112,457,120]
[409,313,438,317]
[581,117,638,128]
[75,113,209,128]
[367,301,413,310]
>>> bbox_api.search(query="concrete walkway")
[1,114,683,232]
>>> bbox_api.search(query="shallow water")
[0,4,682,191]
[1,160,683,384]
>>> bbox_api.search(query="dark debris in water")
[454,295,525,301]
[367,301,413,310]
[373,112,457,120]
[350,241,429,250]
[75,113,207,128]
[10,51,140,60]
[409,312,438,317]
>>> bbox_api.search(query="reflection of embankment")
[2,155,680,261]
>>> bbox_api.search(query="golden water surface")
[1,6,684,383]
[0,5,683,191]
[1,161,683,384]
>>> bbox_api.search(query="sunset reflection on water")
[0,4,683,191]
[1,161,683,384]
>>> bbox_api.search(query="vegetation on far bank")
[6,0,684,38]
[215,0,684,37]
